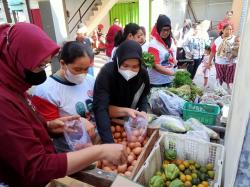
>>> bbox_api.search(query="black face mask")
[24,69,47,85]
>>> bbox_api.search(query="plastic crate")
[134,132,224,187]
[183,102,221,126]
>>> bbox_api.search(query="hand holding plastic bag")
[124,116,147,143]
[64,119,92,151]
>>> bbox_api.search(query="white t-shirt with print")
[33,75,95,122]
[214,35,235,65]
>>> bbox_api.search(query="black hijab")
[156,15,172,48]
[93,40,150,143]
[95,40,150,109]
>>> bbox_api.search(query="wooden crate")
[71,128,160,187]
[46,176,94,187]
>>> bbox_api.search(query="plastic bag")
[124,116,147,143]
[149,90,186,117]
[152,115,186,133]
[185,130,210,142]
[64,119,92,151]
[184,118,219,139]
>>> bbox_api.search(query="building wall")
[151,0,187,31]
[190,0,232,22]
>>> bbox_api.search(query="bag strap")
[131,83,145,109]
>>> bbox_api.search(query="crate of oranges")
[134,132,224,187]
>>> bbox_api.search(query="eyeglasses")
[38,63,51,70]
[161,28,171,33]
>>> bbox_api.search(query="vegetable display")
[143,52,155,68]
[97,125,149,177]
[173,70,192,88]
[148,149,215,187]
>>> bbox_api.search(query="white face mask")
[65,67,86,84]
[117,59,138,81]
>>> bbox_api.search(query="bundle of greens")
[173,70,192,88]
[142,52,155,68]
[168,85,191,101]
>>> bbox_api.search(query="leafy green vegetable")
[164,164,180,180]
[149,175,164,187]
[165,149,177,160]
[168,85,191,100]
[142,52,155,68]
[169,179,184,187]
[173,70,192,87]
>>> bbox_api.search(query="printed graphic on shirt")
[75,99,94,122]
[161,51,170,66]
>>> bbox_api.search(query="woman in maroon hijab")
[0,23,127,187]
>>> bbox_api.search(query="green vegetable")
[168,85,191,100]
[191,178,200,185]
[164,164,180,180]
[173,70,192,87]
[165,149,177,160]
[142,52,155,68]
[169,179,184,187]
[149,175,164,187]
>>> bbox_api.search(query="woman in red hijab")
[0,23,127,187]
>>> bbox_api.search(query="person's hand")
[101,144,127,165]
[125,108,142,119]
[47,115,80,134]
[137,111,147,119]
[80,118,96,138]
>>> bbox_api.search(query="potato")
[103,166,112,172]
[110,165,117,170]
[125,171,132,177]
[96,161,102,168]
[115,125,122,132]
[127,165,134,172]
[114,132,121,139]
[117,164,127,173]
[132,147,142,156]
[134,142,142,148]
[127,154,135,164]
[122,131,127,138]
[111,126,115,133]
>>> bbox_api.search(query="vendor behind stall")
[148,15,177,88]
[0,23,127,187]
[93,40,150,143]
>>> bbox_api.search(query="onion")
[122,131,127,138]
[114,132,121,139]
[134,142,142,148]
[133,130,140,137]
[132,160,137,166]
[111,126,115,133]
[115,125,122,132]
